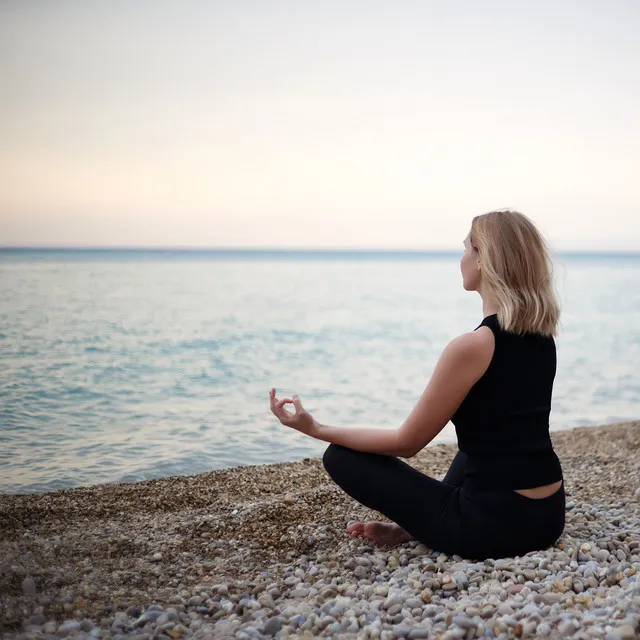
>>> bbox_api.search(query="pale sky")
[1,1,639,250]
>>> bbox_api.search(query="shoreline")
[3,417,637,499]
[1,420,639,639]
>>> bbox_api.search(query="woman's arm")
[311,422,410,457]
[310,328,494,458]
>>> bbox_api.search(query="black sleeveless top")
[451,313,563,490]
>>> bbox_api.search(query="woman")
[269,209,565,560]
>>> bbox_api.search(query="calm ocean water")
[1,249,639,495]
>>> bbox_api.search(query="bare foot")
[346,521,415,548]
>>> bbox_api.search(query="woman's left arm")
[312,422,410,457]
[269,388,410,456]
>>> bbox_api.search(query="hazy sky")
[1,1,639,249]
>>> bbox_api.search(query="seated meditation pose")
[268,209,565,560]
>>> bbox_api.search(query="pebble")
[615,625,638,640]
[57,620,82,636]
[21,576,36,596]
[407,631,430,639]
[1,421,638,640]
[262,616,284,635]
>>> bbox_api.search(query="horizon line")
[1,246,639,256]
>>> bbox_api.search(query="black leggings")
[322,444,565,560]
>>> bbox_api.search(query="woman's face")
[460,231,481,291]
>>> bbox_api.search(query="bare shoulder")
[444,326,495,366]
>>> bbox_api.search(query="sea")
[1,248,639,495]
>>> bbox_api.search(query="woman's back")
[452,313,563,490]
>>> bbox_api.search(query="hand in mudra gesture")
[269,388,319,436]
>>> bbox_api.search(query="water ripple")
[1,256,639,494]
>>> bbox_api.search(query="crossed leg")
[322,444,468,549]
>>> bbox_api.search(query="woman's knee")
[322,443,349,475]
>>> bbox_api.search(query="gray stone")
[452,615,476,629]
[407,630,430,639]
[558,620,579,636]
[23,614,46,628]
[453,571,469,587]
[383,594,404,609]
[262,616,284,636]
[404,598,423,609]
[520,604,541,616]
[43,622,57,634]
[132,611,163,627]
[80,619,94,632]
[57,620,81,636]
[21,576,36,596]
[354,565,369,579]
[110,620,125,633]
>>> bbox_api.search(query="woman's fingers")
[269,388,304,425]
[271,395,293,420]
[269,389,285,410]
[274,399,293,417]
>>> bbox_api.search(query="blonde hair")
[470,209,561,337]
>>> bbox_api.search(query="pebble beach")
[1,421,638,640]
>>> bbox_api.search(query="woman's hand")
[269,388,319,436]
